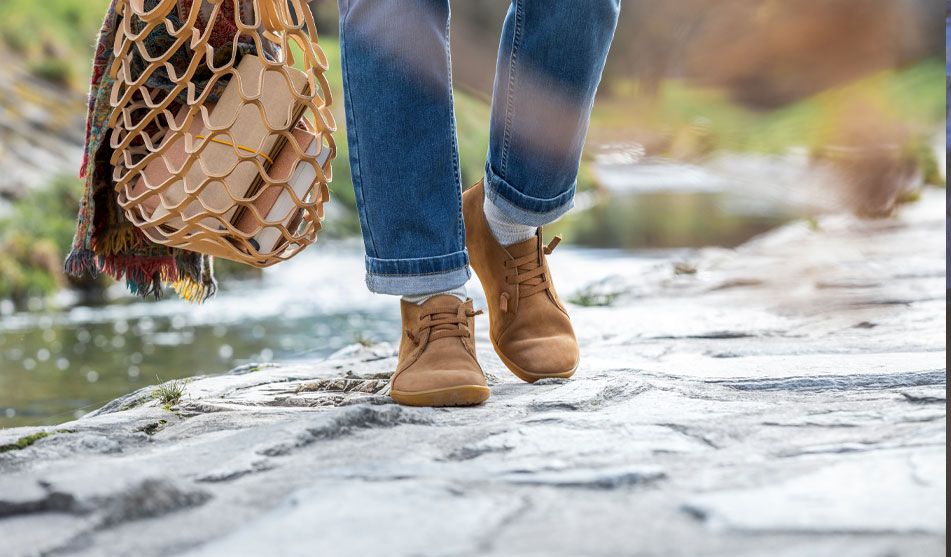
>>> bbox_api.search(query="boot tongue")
[504,233,547,295]
[504,232,541,260]
[422,295,465,336]
[425,295,464,308]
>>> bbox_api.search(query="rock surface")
[0,190,945,557]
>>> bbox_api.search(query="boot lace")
[407,305,482,345]
[499,236,561,313]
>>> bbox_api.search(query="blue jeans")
[337,0,620,295]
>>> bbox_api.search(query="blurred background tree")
[0,0,945,305]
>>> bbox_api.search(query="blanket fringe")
[74,234,216,303]
[200,255,218,302]
[175,251,203,284]
[171,252,217,303]
[202,275,218,301]
[100,255,177,300]
[96,226,140,255]
[64,247,99,278]
[172,278,206,303]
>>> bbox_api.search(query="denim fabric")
[337,0,619,294]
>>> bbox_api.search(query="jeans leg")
[485,0,620,226]
[337,0,469,295]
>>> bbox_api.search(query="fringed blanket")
[65,0,261,302]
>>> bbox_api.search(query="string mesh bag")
[108,0,335,267]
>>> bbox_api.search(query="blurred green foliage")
[0,176,84,300]
[0,176,83,262]
[0,0,111,87]
[595,59,945,160]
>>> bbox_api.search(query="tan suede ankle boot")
[462,180,580,382]
[390,295,491,406]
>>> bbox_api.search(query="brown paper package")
[128,55,310,237]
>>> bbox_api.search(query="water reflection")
[0,242,402,427]
[551,190,793,250]
[0,305,401,427]
[548,155,826,249]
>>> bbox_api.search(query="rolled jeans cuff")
[364,250,471,296]
[483,163,575,227]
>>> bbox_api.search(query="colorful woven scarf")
[65,0,262,302]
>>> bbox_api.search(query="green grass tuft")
[153,377,186,406]
[569,289,623,307]
[352,334,374,347]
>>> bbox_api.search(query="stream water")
[0,158,813,428]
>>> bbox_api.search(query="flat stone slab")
[0,190,945,556]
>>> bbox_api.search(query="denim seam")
[444,5,465,252]
[366,263,469,278]
[339,0,377,257]
[500,0,524,177]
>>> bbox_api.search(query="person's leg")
[484,0,620,228]
[337,0,488,407]
[337,0,468,298]
[464,0,619,382]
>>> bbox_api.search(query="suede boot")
[390,295,490,406]
[462,180,580,382]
